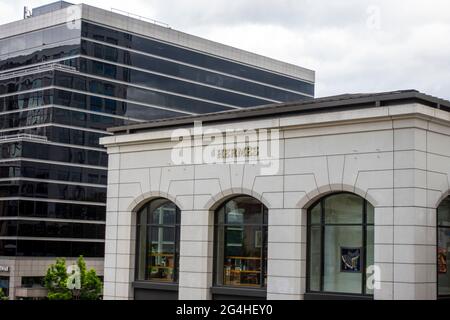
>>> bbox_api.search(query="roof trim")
[108,90,450,135]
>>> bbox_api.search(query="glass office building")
[0,2,315,299]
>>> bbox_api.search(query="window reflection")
[0,220,104,239]
[0,24,80,57]
[0,240,104,257]
[308,193,374,296]
[54,71,232,114]
[0,141,108,167]
[79,57,271,108]
[81,22,314,96]
[215,196,268,288]
[0,199,105,220]
[0,90,53,113]
[0,180,106,202]
[80,40,308,102]
[136,199,180,283]
[0,72,53,95]
[438,196,450,297]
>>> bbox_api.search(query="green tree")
[0,288,8,301]
[44,256,103,300]
[44,258,72,300]
[77,256,103,300]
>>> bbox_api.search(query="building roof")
[108,90,450,135]
[0,3,314,82]
[31,1,73,17]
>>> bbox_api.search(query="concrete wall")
[101,102,450,300]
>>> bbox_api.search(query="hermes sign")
[217,146,259,159]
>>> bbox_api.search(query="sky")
[1,0,449,99]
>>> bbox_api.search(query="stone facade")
[100,101,450,300]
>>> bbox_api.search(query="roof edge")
[109,90,450,135]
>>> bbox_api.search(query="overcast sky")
[1,0,449,99]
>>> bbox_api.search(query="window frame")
[134,198,181,284]
[306,192,374,299]
[437,195,450,299]
[0,276,9,297]
[213,195,268,291]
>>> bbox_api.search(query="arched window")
[307,193,374,297]
[135,198,180,283]
[214,196,268,288]
[438,196,450,297]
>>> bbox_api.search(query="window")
[79,40,308,102]
[78,57,271,108]
[136,199,180,283]
[21,277,44,288]
[214,196,268,288]
[307,193,374,296]
[81,22,315,96]
[0,180,106,202]
[54,71,232,114]
[0,276,9,297]
[438,196,450,297]
[9,240,104,257]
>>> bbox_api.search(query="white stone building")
[99,90,450,300]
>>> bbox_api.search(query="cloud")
[0,0,449,99]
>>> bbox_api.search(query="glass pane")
[309,226,322,291]
[438,227,450,296]
[310,202,321,225]
[438,197,450,227]
[366,226,375,295]
[136,225,147,281]
[215,225,225,286]
[225,196,263,225]
[223,226,263,287]
[324,194,363,224]
[323,226,363,294]
[151,201,178,225]
[0,276,9,297]
[367,203,374,225]
[148,227,175,281]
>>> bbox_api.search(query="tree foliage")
[44,256,103,300]
[44,258,72,300]
[0,288,8,301]
[78,256,103,300]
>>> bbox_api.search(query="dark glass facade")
[0,16,314,258]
